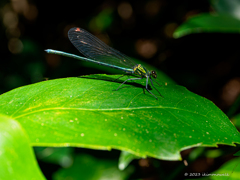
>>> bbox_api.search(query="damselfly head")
[151,70,157,78]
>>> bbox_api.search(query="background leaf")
[0,75,239,161]
[118,151,141,170]
[232,113,240,129]
[234,151,240,157]
[53,154,133,180]
[173,13,240,38]
[200,157,240,180]
[211,0,240,20]
[0,114,45,180]
[34,147,74,167]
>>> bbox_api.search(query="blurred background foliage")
[1,0,240,179]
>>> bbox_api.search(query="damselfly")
[45,27,162,99]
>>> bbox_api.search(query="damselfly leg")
[114,76,162,99]
[144,77,158,100]
[114,77,143,91]
[113,75,126,82]
[149,78,163,98]
[113,74,135,83]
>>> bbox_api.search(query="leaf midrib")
[13,106,211,119]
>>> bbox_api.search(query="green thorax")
[133,64,150,78]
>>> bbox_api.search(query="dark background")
[2,0,240,111]
[1,0,240,179]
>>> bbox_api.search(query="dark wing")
[68,27,136,69]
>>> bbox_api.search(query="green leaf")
[34,147,74,167]
[234,150,240,157]
[226,95,240,118]
[173,13,240,38]
[205,149,223,158]
[232,113,240,129]
[89,8,114,32]
[211,0,240,20]
[118,151,141,170]
[53,154,134,180]
[202,157,240,180]
[0,75,239,161]
[0,114,45,180]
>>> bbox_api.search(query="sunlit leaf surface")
[0,75,239,161]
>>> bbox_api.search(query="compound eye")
[152,71,157,78]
